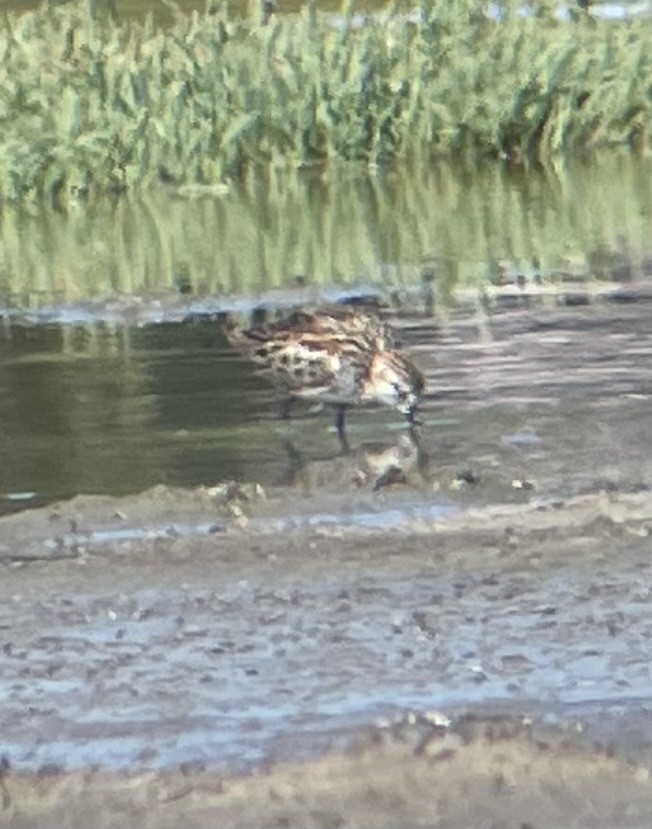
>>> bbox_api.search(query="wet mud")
[3,297,652,826]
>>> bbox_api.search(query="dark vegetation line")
[0,0,650,205]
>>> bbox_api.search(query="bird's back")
[226,307,423,413]
[226,308,380,402]
[258,307,393,349]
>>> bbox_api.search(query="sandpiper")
[226,307,424,446]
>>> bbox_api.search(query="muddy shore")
[4,715,652,829]
[3,298,652,826]
[3,481,652,827]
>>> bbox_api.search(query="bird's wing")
[249,336,340,391]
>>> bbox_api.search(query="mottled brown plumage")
[227,308,424,444]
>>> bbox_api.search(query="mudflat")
[3,298,652,827]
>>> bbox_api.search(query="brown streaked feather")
[226,307,423,417]
[234,307,395,351]
[255,335,371,401]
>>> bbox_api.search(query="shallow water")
[0,320,435,508]
[1,152,652,509]
[0,323,275,506]
[5,291,652,511]
[2,154,652,314]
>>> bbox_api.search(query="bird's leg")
[405,406,422,428]
[335,405,351,454]
[406,423,430,480]
[279,395,294,420]
[402,406,431,480]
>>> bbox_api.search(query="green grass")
[0,0,651,204]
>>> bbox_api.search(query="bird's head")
[364,351,425,423]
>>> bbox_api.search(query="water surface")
[2,155,652,313]
[0,323,289,505]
